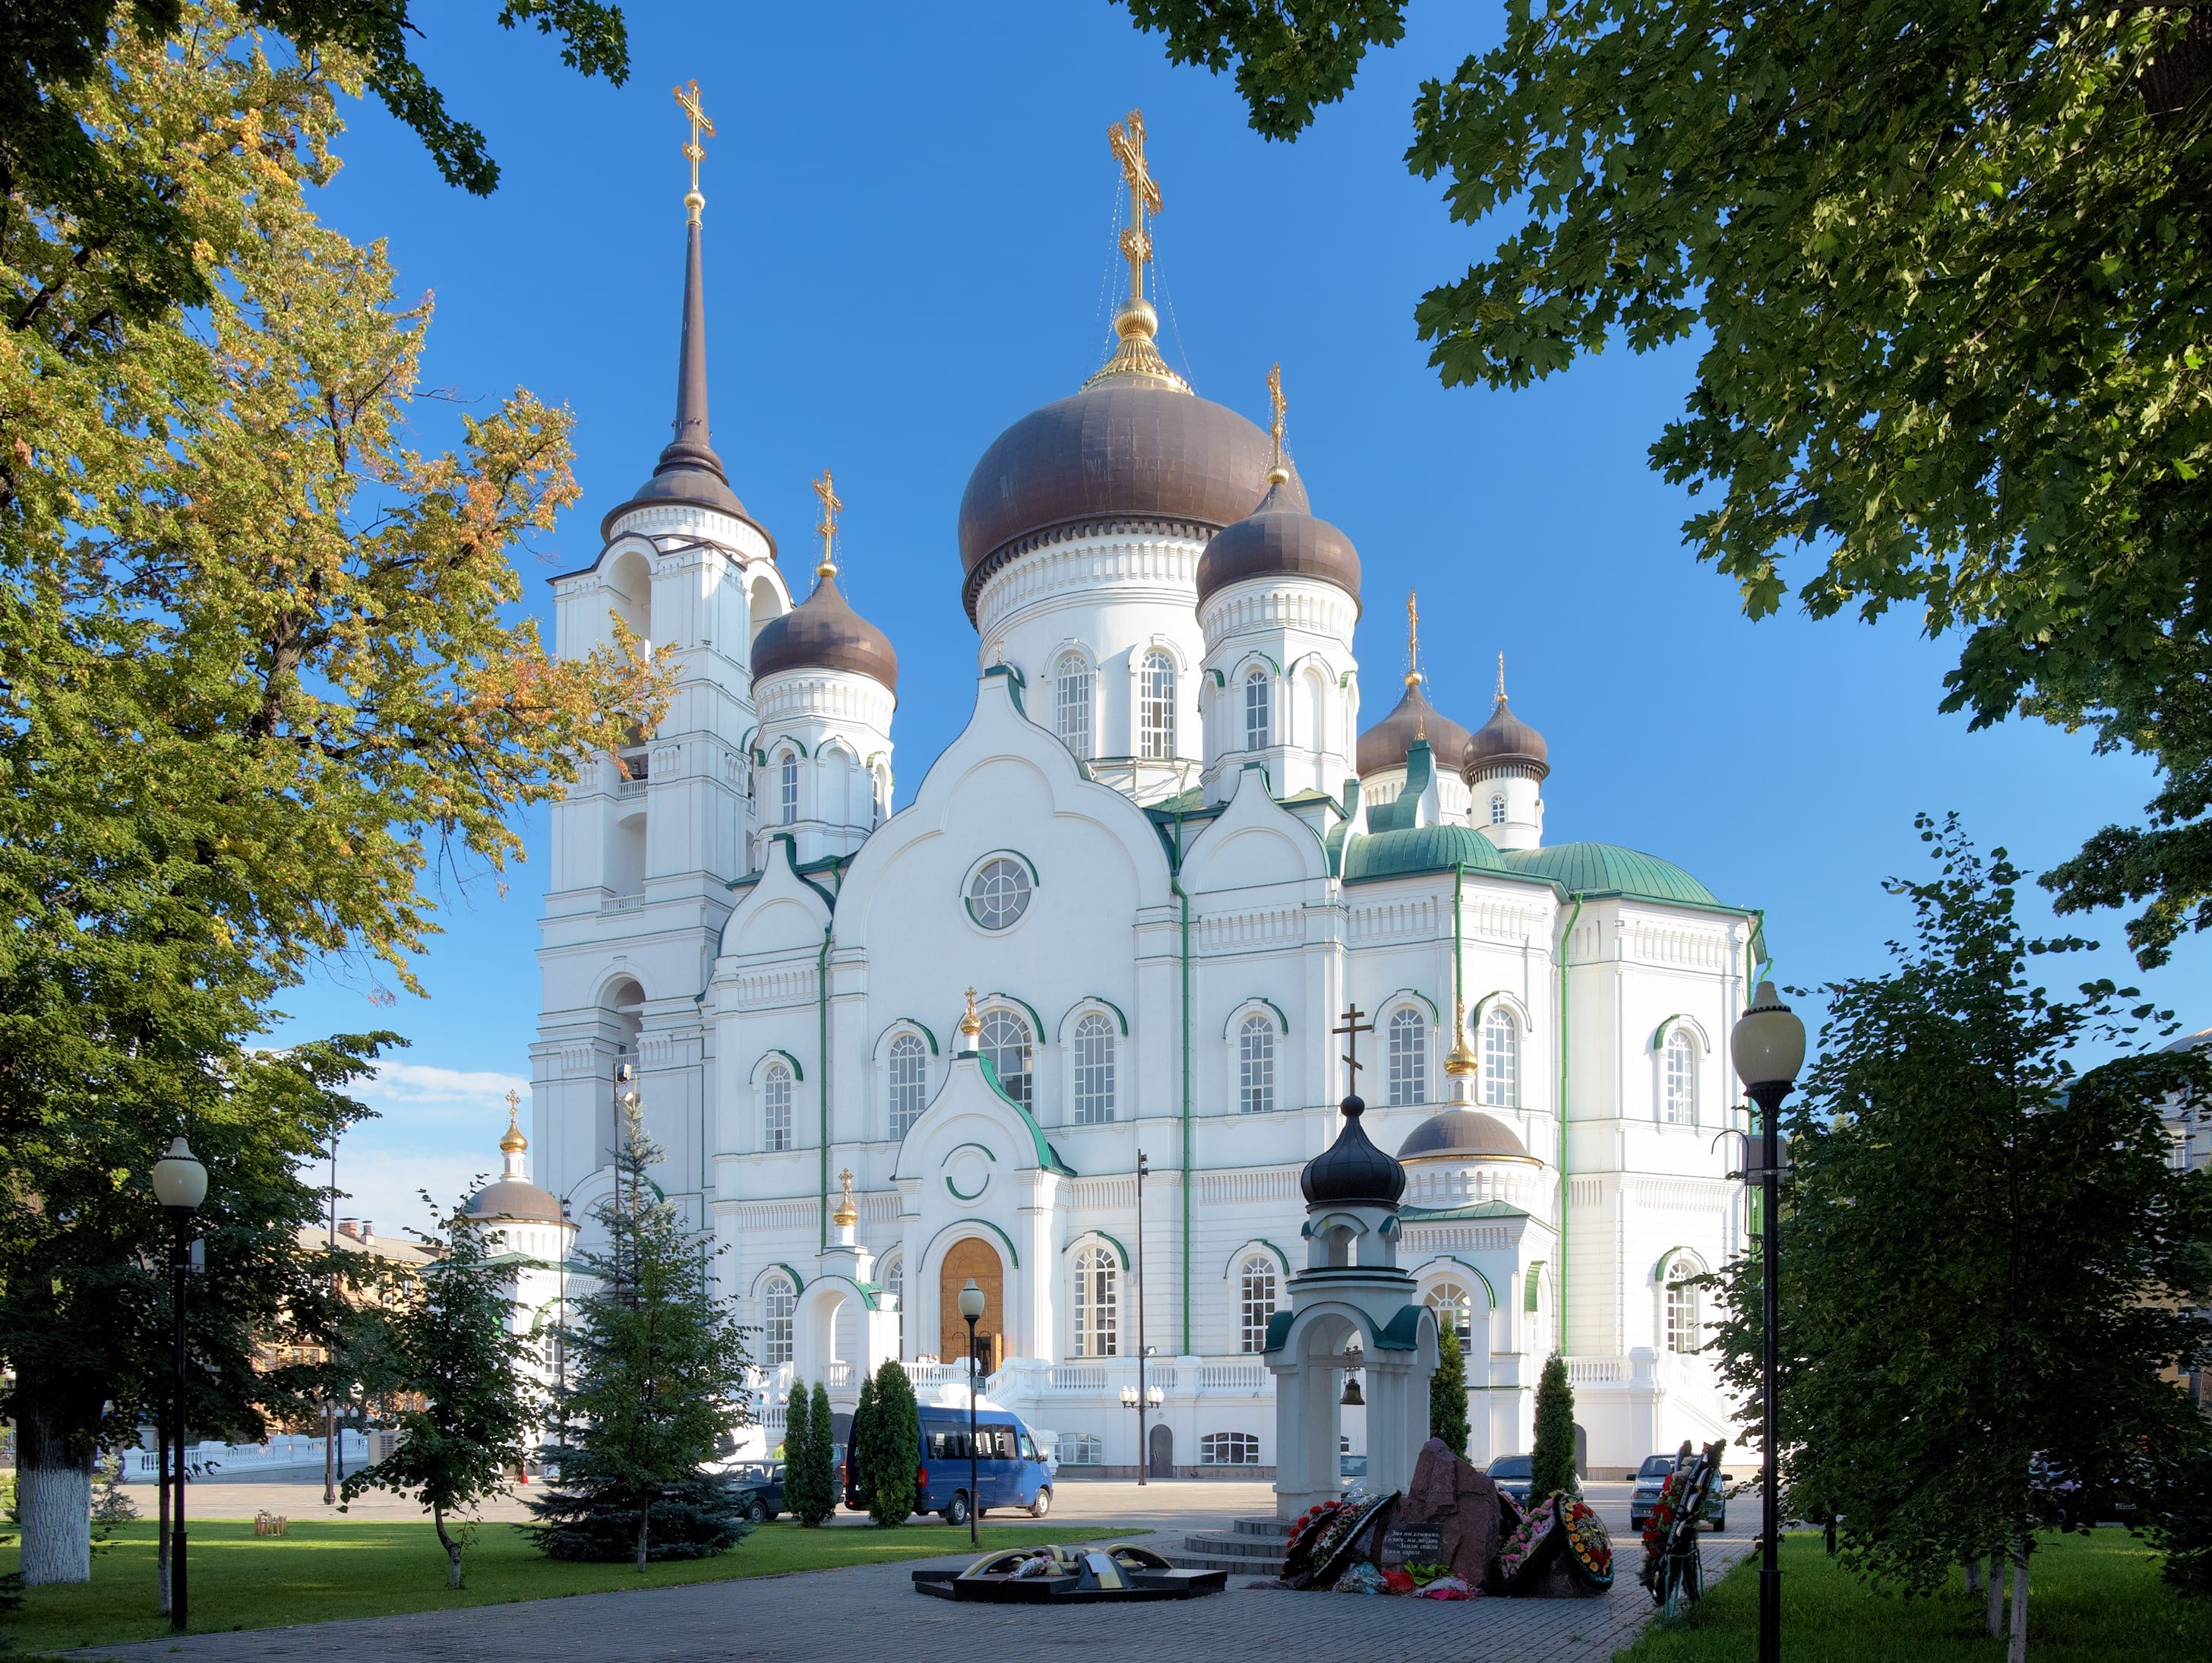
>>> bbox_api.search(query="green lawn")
[4,1515,1141,1655]
[1614,1529,2209,1662]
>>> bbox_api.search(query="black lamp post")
[958,1276,985,1546]
[1731,980,1806,1663]
[1133,1149,1149,1484]
[151,1137,208,1633]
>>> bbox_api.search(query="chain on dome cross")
[1108,109,1161,303]
[674,79,714,223]
[1333,1004,1375,1094]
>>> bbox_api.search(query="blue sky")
[271,3,2210,1227]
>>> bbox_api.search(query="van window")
[1019,1433,1040,1462]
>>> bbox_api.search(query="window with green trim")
[1388,1006,1428,1107]
[968,857,1032,930]
[888,1034,927,1138]
[1482,1006,1520,1108]
[1238,1014,1276,1114]
[1073,1012,1116,1124]
[1239,1256,1278,1354]
[1073,1244,1117,1358]
[981,1007,1032,1108]
[763,1062,793,1152]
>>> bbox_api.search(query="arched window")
[1237,1014,1276,1114]
[887,1034,927,1139]
[966,856,1032,931]
[763,1274,795,1366]
[1239,1255,1278,1353]
[1664,1030,1697,1125]
[1664,1259,1702,1353]
[1054,654,1094,760]
[1424,1279,1474,1349]
[1481,1006,1520,1108]
[980,1009,1032,1108]
[1490,792,1508,826]
[884,1256,905,1352]
[1302,669,1327,755]
[1243,668,1271,750]
[1060,1432,1103,1466]
[1073,1245,1117,1358]
[778,752,798,825]
[1388,1007,1428,1107]
[762,1062,793,1152]
[1073,1013,1116,1124]
[1201,1431,1260,1466]
[1139,651,1176,760]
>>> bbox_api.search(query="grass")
[1613,1528,2210,1662]
[3,1514,1142,1655]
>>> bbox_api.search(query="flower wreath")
[1563,1497,1614,1588]
[1496,1493,1560,1583]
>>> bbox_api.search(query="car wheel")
[746,1497,769,1525]
[1031,1488,1051,1519]
[946,1491,969,1527]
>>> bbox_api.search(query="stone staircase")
[1173,1515,1289,1576]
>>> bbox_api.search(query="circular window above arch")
[965,855,1034,931]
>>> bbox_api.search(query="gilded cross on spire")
[1088,110,1185,390]
[1333,1004,1376,1095]
[833,1166,858,1228]
[1497,650,1508,702]
[813,468,842,580]
[674,79,714,224]
[1266,362,1288,485]
[1407,591,1426,735]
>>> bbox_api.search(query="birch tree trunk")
[1964,1556,1983,1595]
[1986,1551,2006,1636]
[2007,1543,2030,1663]
[17,1407,93,1585]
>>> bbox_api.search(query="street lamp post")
[958,1276,985,1547]
[1133,1149,1149,1484]
[1731,980,1806,1663]
[151,1137,209,1634]
[1117,1380,1164,1476]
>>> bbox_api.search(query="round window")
[966,856,1032,930]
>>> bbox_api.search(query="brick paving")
[74,1532,1755,1663]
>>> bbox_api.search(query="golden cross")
[674,79,714,223]
[504,1087,520,1118]
[1497,650,1507,701]
[1333,1004,1376,1089]
[813,468,842,578]
[838,1166,854,1198]
[1266,362,1287,476]
[1108,109,1161,304]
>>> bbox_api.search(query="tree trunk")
[635,1503,650,1574]
[433,1507,463,1591]
[2007,1541,2030,1663]
[1964,1556,1983,1595]
[1986,1551,2006,1636]
[17,1405,94,1586]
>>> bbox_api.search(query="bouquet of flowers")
[1496,1494,1561,1586]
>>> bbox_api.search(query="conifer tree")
[788,1382,837,1527]
[781,1381,812,1491]
[1429,1325,1470,1459]
[340,1199,537,1589]
[1528,1355,1578,1501]
[864,1359,921,1526]
[526,1099,752,1570]
[848,1372,877,1515]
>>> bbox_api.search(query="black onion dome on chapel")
[956,378,1307,623]
[1195,480,1362,609]
[1462,693,1550,781]
[749,571,899,692]
[1300,1095,1408,1208]
[1356,678,1474,779]
[1397,1108,1530,1162]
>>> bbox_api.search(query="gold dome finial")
[1497,650,1507,702]
[1085,110,1190,393]
[500,1087,526,1154]
[1266,362,1289,485]
[674,80,714,225]
[832,1167,858,1228]
[959,986,982,1043]
[1445,998,1480,1078]
[813,467,842,581]
[1405,590,1423,690]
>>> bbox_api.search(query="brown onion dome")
[750,571,899,692]
[1463,694,1549,781]
[1356,678,1473,779]
[1397,1108,1531,1163]
[462,1177,564,1225]
[956,378,1307,624]
[1194,482,1362,610]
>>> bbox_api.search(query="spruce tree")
[864,1359,921,1526]
[782,1381,812,1489]
[848,1372,877,1515]
[1529,1355,1578,1500]
[793,1381,837,1527]
[1429,1325,1471,1459]
[526,1099,754,1570]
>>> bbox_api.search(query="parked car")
[1485,1453,1581,1507]
[843,1405,1054,1525]
[1629,1452,1727,1532]
[728,1460,785,1524]
[1339,1453,1368,1490]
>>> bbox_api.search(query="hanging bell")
[1340,1371,1365,1407]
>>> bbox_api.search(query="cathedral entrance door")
[939,1236,1005,1374]
[1148,1424,1174,1478]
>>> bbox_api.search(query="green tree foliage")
[340,1201,539,1589]
[2,1,629,327]
[526,1099,753,1570]
[1528,1354,1575,1501]
[1428,1323,1470,1459]
[1123,2,2212,969]
[863,1359,921,1527]
[790,1381,837,1528]
[782,1381,812,1484]
[0,4,657,1584]
[1705,817,2212,1617]
[847,1371,877,1516]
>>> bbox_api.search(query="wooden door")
[938,1237,1004,1368]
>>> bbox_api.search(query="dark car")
[730,1460,785,1523]
[1629,1452,1727,1531]
[1485,1453,1580,1507]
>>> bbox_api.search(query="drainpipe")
[1556,892,1585,1355]
[1452,865,1468,1039]
[818,925,832,1251]
[1171,801,1194,1356]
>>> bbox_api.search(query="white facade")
[528,195,1765,1485]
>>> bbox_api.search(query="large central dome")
[956,371,1304,622]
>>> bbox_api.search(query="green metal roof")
[1499,841,1717,906]
[1341,823,1509,883]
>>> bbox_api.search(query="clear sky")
[269,2,2211,1230]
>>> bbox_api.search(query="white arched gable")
[1057,997,1129,1043]
[1179,763,1329,893]
[1061,1229,1130,1270]
[720,835,833,958]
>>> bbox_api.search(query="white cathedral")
[493,112,1766,1481]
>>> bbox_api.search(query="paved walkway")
[75,1507,1753,1663]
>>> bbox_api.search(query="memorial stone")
[1391,1437,1502,1587]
